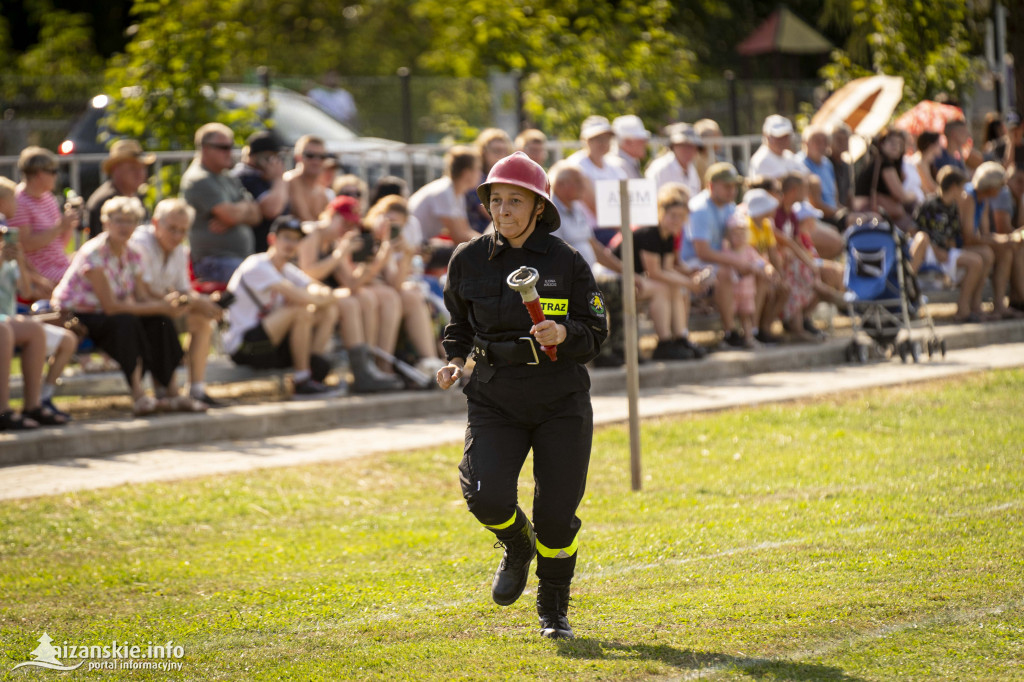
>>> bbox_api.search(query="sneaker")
[191,392,226,408]
[40,397,72,422]
[292,378,342,399]
[652,339,694,361]
[720,330,746,349]
[755,330,783,345]
[674,336,707,359]
[592,351,625,368]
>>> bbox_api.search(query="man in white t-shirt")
[607,115,651,179]
[645,123,703,197]
[131,198,226,406]
[224,215,341,397]
[566,115,628,227]
[408,146,481,245]
[748,115,807,180]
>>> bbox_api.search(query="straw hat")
[102,139,156,175]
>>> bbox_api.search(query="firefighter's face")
[489,183,543,246]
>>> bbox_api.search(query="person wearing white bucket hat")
[607,114,651,179]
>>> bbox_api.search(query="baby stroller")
[842,217,944,363]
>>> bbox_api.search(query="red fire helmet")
[476,151,561,232]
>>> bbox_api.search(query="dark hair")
[745,174,778,193]
[445,145,480,181]
[983,112,1004,143]
[936,165,968,193]
[369,175,409,207]
[916,131,941,154]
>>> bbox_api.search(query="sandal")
[132,395,159,416]
[23,405,69,427]
[0,409,40,431]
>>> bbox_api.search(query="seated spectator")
[777,202,844,342]
[515,128,550,168]
[739,188,788,344]
[319,154,340,200]
[365,195,447,376]
[645,122,702,197]
[933,119,983,175]
[224,215,341,397]
[369,175,410,207]
[723,208,774,348]
[982,112,1006,163]
[333,174,370,215]
[295,198,404,392]
[285,135,331,221]
[85,139,155,237]
[130,198,226,407]
[909,131,943,201]
[959,162,1021,319]
[548,161,625,365]
[828,122,854,210]
[567,116,628,227]
[914,166,989,321]
[613,183,709,360]
[607,115,651,179]
[1001,112,1024,168]
[854,128,920,232]
[797,124,839,220]
[9,146,80,298]
[680,163,763,348]
[409,146,481,271]
[52,197,205,415]
[990,165,1024,310]
[748,115,806,179]
[467,129,513,233]
[181,122,260,284]
[231,130,288,253]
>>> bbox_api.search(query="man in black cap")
[231,130,289,253]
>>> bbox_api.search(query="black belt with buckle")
[472,336,541,382]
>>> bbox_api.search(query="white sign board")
[595,178,658,227]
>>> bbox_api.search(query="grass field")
[1,369,1022,681]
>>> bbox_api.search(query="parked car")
[58,84,442,198]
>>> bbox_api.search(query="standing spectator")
[408,145,481,255]
[613,183,710,360]
[680,163,752,347]
[748,115,806,180]
[466,129,513,233]
[515,128,550,168]
[307,71,357,124]
[52,197,204,415]
[285,135,331,222]
[828,122,855,210]
[607,115,651,179]
[933,119,983,175]
[645,122,702,197]
[797,124,839,220]
[181,122,260,284]
[224,215,341,397]
[85,139,154,237]
[548,161,625,366]
[914,167,989,322]
[989,164,1024,311]
[567,116,628,228]
[9,146,79,298]
[130,198,226,406]
[981,112,1006,163]
[231,131,288,253]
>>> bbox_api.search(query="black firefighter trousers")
[459,372,593,584]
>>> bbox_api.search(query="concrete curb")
[3,320,1022,467]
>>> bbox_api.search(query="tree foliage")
[819,0,985,108]
[412,0,697,138]
[103,0,259,152]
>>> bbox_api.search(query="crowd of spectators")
[2,99,1023,429]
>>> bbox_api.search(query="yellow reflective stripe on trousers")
[536,535,578,559]
[483,511,517,531]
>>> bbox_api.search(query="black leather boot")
[491,521,536,606]
[536,580,573,639]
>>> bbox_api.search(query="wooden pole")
[618,179,643,491]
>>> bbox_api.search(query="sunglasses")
[303,152,330,160]
[204,142,233,151]
[338,189,362,198]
